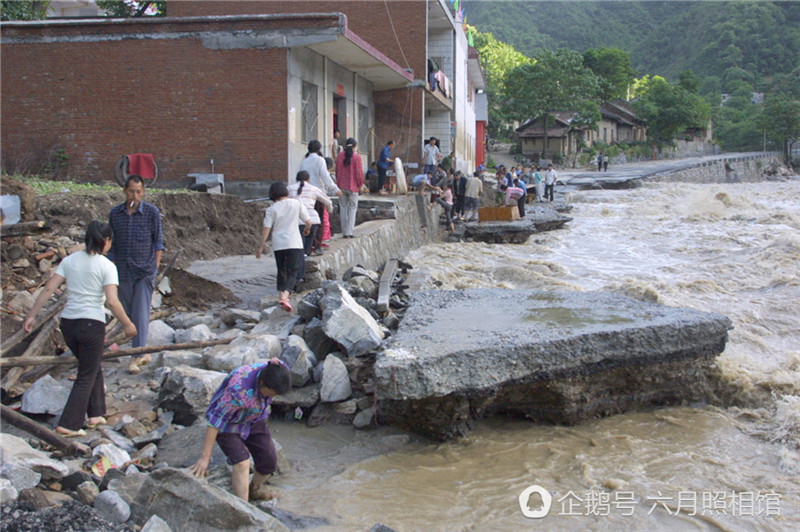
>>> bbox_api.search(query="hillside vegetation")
[464,0,800,89]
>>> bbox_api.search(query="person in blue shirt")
[108,175,165,374]
[377,140,393,195]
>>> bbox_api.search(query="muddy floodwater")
[270,180,800,531]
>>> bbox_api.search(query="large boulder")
[110,468,289,531]
[319,282,384,356]
[154,350,205,369]
[174,324,216,344]
[20,375,71,416]
[157,366,227,426]
[301,317,335,358]
[280,335,316,388]
[203,345,261,373]
[319,355,351,403]
[0,434,69,480]
[147,320,176,346]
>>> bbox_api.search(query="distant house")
[515,112,586,159]
[517,100,646,159]
[583,99,646,146]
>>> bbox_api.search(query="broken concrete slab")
[459,206,572,244]
[375,289,732,440]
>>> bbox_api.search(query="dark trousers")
[455,194,466,216]
[313,201,326,249]
[58,318,106,430]
[215,420,277,474]
[301,224,319,256]
[274,248,305,293]
[517,195,526,217]
[377,166,388,190]
[435,198,454,227]
[545,184,555,202]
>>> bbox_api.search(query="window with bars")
[301,81,318,143]
[358,104,369,150]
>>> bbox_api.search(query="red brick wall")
[172,1,428,78]
[1,24,288,183]
[374,88,425,167]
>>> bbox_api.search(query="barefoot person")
[255,181,312,313]
[23,221,136,437]
[108,175,164,374]
[188,359,291,501]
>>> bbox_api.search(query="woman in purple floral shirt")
[188,358,291,501]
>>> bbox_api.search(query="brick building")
[1,1,485,194]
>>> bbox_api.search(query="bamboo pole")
[0,338,234,369]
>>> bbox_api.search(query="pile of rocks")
[1,264,409,530]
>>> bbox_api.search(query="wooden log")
[0,220,49,238]
[0,405,90,456]
[0,337,234,369]
[1,317,60,391]
[1,293,67,357]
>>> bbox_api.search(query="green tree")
[582,47,637,101]
[758,94,800,164]
[677,70,700,94]
[505,49,601,158]
[1,0,49,20]
[96,0,165,17]
[472,28,531,139]
[632,76,711,145]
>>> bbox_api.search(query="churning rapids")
[271,179,800,531]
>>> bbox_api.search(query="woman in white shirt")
[255,182,313,313]
[23,221,136,438]
[288,170,332,257]
[299,140,341,250]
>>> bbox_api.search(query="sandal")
[278,300,293,313]
[56,427,87,438]
[87,417,107,429]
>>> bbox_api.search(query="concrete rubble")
[375,289,733,439]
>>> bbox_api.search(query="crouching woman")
[188,359,291,501]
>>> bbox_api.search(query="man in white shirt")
[421,137,441,176]
[544,164,557,202]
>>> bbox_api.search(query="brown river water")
[270,180,800,531]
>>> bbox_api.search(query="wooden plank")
[376,259,398,314]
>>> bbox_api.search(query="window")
[358,104,369,150]
[301,81,318,143]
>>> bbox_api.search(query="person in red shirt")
[335,138,366,238]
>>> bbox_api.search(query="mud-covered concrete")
[374,289,732,439]
[458,204,573,243]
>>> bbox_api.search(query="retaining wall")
[647,153,781,184]
[309,195,439,281]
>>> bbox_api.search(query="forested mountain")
[464,0,800,91]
